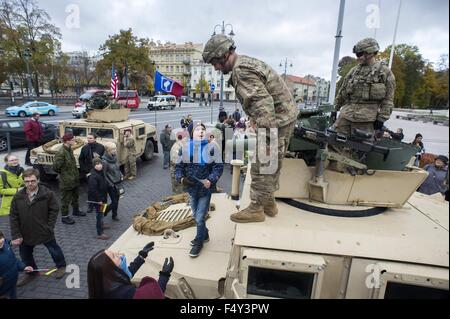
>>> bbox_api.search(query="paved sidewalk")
[0,148,234,299]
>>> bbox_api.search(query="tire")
[48,110,55,116]
[148,106,152,111]
[0,136,8,152]
[19,111,26,117]
[141,139,154,161]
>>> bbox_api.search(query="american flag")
[110,65,118,98]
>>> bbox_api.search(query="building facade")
[285,74,330,105]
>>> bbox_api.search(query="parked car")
[4,101,60,117]
[116,90,141,109]
[0,119,57,152]
[147,95,177,110]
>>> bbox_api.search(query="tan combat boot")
[263,199,278,217]
[230,203,265,223]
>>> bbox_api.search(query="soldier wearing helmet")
[203,34,299,224]
[333,37,396,138]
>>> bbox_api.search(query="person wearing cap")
[87,242,174,299]
[102,142,122,221]
[203,34,298,223]
[23,112,43,166]
[53,133,85,225]
[175,122,223,257]
[88,158,109,240]
[169,132,186,195]
[160,124,175,170]
[333,38,396,137]
[417,155,449,197]
[123,129,137,180]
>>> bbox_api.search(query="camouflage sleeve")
[378,69,396,122]
[334,72,351,111]
[53,150,64,174]
[234,68,277,128]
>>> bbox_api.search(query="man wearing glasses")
[9,168,67,287]
[333,38,396,138]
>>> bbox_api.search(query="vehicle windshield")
[150,97,158,101]
[118,91,137,98]
[64,126,87,137]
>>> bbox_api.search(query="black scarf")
[4,165,24,176]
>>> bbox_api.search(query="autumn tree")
[96,28,155,93]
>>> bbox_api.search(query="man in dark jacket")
[88,158,109,240]
[24,113,43,166]
[232,107,241,122]
[418,155,449,197]
[53,133,85,225]
[9,168,67,287]
[175,122,223,258]
[160,124,175,169]
[79,133,105,177]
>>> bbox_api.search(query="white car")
[72,105,87,118]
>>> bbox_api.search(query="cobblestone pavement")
[0,147,234,299]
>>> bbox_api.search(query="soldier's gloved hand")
[160,257,174,277]
[373,120,384,131]
[138,242,154,259]
[181,177,196,186]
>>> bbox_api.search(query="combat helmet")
[203,34,235,63]
[353,38,380,55]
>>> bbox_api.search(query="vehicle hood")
[5,106,23,111]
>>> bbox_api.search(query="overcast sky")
[38,0,449,79]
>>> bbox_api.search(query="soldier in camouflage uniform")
[124,129,137,180]
[333,38,396,137]
[203,34,299,223]
[53,133,86,225]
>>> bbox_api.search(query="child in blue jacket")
[0,231,33,299]
[175,122,223,258]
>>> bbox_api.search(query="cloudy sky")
[39,0,449,79]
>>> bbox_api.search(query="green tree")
[335,56,357,95]
[96,28,155,91]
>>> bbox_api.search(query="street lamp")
[199,61,204,106]
[23,48,34,99]
[211,21,235,107]
[279,58,293,78]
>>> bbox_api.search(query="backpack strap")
[0,171,11,189]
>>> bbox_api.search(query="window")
[7,121,22,128]
[38,103,48,107]
[65,127,87,136]
[91,128,114,139]
[247,267,315,299]
[384,282,449,299]
[138,127,145,137]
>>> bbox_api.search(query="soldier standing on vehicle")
[124,129,137,180]
[203,34,299,223]
[53,133,86,225]
[333,38,396,137]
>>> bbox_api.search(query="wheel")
[140,139,154,161]
[18,111,26,117]
[48,110,55,116]
[0,136,8,152]
[148,106,152,111]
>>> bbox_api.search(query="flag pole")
[388,0,403,70]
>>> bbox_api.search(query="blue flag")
[154,71,183,97]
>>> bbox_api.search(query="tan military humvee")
[30,107,158,180]
[109,150,448,299]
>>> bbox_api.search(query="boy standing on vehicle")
[175,122,223,258]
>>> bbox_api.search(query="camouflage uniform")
[229,55,298,214]
[124,135,137,178]
[170,139,185,195]
[53,145,80,217]
[334,38,396,136]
